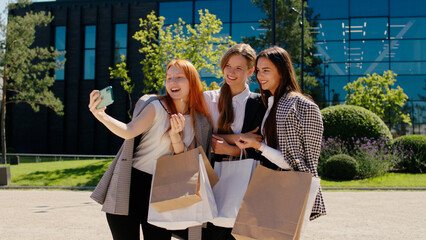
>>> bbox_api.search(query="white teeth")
[171,88,180,92]
[227,75,236,80]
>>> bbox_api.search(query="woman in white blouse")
[88,59,212,239]
[235,46,326,220]
[202,44,268,239]
[203,43,264,160]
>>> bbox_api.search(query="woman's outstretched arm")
[88,90,156,140]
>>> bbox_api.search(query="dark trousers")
[106,168,172,240]
[202,223,235,240]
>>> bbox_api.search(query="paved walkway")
[1,190,425,240]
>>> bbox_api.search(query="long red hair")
[160,59,211,141]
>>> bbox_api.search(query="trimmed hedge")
[321,105,392,148]
[324,154,358,180]
[393,135,426,173]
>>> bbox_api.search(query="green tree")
[331,91,340,106]
[344,70,411,129]
[130,9,235,94]
[243,0,324,101]
[0,0,64,163]
[109,55,134,119]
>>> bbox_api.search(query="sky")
[0,0,54,24]
[0,0,54,40]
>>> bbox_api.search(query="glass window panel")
[195,0,229,23]
[324,63,349,76]
[55,26,66,81]
[115,24,127,48]
[84,25,96,49]
[349,62,389,75]
[232,22,266,43]
[349,40,389,62]
[327,76,349,101]
[201,77,219,85]
[232,0,266,22]
[114,48,127,65]
[200,67,217,78]
[350,18,388,40]
[55,54,65,80]
[390,17,426,39]
[410,101,426,125]
[315,20,349,41]
[84,50,95,80]
[391,62,426,75]
[391,40,426,61]
[307,0,348,19]
[201,77,224,89]
[159,2,193,25]
[350,0,388,17]
[315,40,349,63]
[390,75,426,100]
[248,79,260,93]
[214,23,230,38]
[390,0,426,17]
[55,26,66,50]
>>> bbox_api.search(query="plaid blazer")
[90,94,212,215]
[276,93,326,220]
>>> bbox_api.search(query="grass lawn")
[321,172,426,188]
[2,159,112,187]
[1,160,425,188]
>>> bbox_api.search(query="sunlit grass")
[1,160,425,188]
[321,172,426,188]
[2,159,112,187]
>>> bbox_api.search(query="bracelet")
[171,139,182,144]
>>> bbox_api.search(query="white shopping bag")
[209,157,259,228]
[148,154,218,230]
[298,177,321,238]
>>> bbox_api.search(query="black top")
[212,92,278,169]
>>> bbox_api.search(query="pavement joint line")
[1,186,426,191]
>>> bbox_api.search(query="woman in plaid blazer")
[235,46,326,220]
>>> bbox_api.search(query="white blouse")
[203,86,250,134]
[259,96,291,170]
[132,100,194,174]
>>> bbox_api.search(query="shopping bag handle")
[239,149,247,161]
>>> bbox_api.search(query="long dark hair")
[217,43,256,134]
[255,46,303,148]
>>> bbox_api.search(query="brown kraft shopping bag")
[150,147,218,213]
[232,165,312,240]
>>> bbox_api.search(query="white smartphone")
[96,86,114,109]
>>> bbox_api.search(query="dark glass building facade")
[308,0,426,135]
[8,0,425,154]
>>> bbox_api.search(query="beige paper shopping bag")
[232,165,312,240]
[148,152,218,230]
[150,147,218,213]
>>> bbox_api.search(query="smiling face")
[165,65,190,101]
[223,54,254,94]
[256,57,281,95]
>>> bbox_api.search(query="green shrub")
[324,154,358,180]
[320,137,401,179]
[393,135,426,173]
[321,105,392,149]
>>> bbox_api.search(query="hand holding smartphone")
[96,86,114,109]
